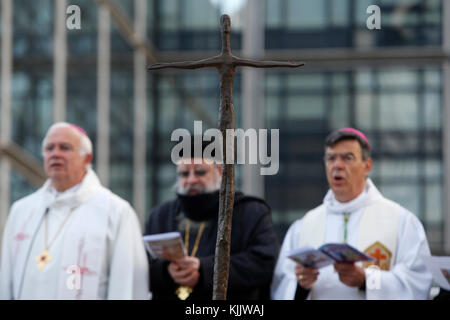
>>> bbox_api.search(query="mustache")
[173,170,222,195]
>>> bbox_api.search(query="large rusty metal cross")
[149,14,303,300]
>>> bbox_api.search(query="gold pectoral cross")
[175,286,193,300]
[36,249,52,270]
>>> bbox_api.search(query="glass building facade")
[1,0,448,254]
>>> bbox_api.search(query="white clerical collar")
[41,170,101,211]
[49,182,82,198]
[324,181,369,215]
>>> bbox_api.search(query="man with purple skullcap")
[272,128,432,300]
[0,122,149,299]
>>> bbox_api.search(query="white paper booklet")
[143,232,186,262]
[425,256,450,290]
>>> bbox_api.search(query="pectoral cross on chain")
[148,14,304,300]
[36,249,52,270]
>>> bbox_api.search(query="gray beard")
[173,172,222,195]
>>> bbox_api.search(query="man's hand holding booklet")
[288,243,376,268]
[143,232,186,262]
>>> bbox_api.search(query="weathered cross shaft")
[149,14,303,300]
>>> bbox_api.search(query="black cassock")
[144,191,280,300]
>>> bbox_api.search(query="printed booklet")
[143,232,186,261]
[425,256,450,290]
[288,243,376,268]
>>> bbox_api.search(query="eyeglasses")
[177,169,209,178]
[324,153,357,165]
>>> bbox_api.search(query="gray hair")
[173,163,222,194]
[42,122,93,167]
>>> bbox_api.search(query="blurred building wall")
[0,0,448,254]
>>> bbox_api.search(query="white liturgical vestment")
[271,179,432,300]
[0,169,149,300]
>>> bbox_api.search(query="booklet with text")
[288,243,376,268]
[425,256,450,290]
[143,232,186,262]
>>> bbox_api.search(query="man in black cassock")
[144,139,280,300]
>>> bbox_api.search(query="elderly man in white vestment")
[271,128,432,300]
[0,122,149,300]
